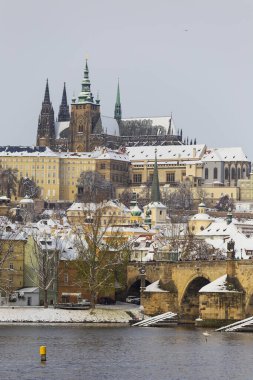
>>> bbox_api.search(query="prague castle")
[36,60,187,152]
[0,59,250,206]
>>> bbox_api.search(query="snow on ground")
[0,305,141,323]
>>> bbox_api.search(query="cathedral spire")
[44,79,50,103]
[78,59,94,104]
[58,82,70,122]
[151,149,161,202]
[36,79,55,147]
[114,79,122,120]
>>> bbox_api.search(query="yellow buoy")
[40,345,47,361]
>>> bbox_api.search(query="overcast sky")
[0,0,252,158]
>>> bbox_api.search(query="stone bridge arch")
[180,275,210,322]
[170,261,227,305]
[127,278,152,297]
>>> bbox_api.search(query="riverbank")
[0,305,141,323]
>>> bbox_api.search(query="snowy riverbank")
[0,305,141,324]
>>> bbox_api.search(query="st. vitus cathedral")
[36,60,193,152]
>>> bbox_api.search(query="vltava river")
[0,324,252,380]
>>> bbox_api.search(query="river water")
[0,324,252,380]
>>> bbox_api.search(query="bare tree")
[0,227,24,303]
[162,182,193,221]
[0,168,18,198]
[154,223,224,262]
[118,189,133,209]
[76,171,115,203]
[27,233,61,308]
[18,177,40,199]
[73,205,131,308]
[196,187,211,207]
[215,194,234,211]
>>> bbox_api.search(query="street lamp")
[139,265,146,293]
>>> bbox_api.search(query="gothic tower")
[69,60,101,152]
[114,79,122,121]
[58,82,70,122]
[37,79,55,148]
[151,149,161,202]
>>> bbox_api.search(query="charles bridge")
[127,259,253,322]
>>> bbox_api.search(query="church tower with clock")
[69,60,101,152]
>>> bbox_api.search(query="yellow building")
[66,200,132,226]
[0,146,129,203]
[0,147,60,201]
[0,229,27,300]
[188,203,214,234]
[0,144,248,205]
[238,173,253,201]
[116,144,242,205]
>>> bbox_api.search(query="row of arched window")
[204,166,246,181]
[205,168,218,180]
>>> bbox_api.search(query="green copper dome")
[131,205,142,217]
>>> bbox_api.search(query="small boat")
[55,301,91,310]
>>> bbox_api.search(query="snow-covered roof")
[145,280,167,292]
[197,220,253,259]
[55,121,69,139]
[146,202,167,209]
[59,148,129,162]
[190,213,214,221]
[16,287,39,293]
[67,202,97,212]
[199,275,239,293]
[0,196,10,200]
[54,117,120,138]
[96,150,129,161]
[126,144,206,162]
[202,147,248,162]
[197,220,236,237]
[101,115,120,136]
[67,200,131,214]
[0,230,27,241]
[0,146,57,157]
[20,197,34,204]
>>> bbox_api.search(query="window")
[9,263,14,270]
[149,174,154,183]
[231,168,236,180]
[205,168,208,179]
[225,168,229,180]
[78,124,83,132]
[166,173,175,183]
[213,167,218,179]
[133,174,142,183]
[100,163,106,169]
[64,273,68,284]
[237,168,241,179]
